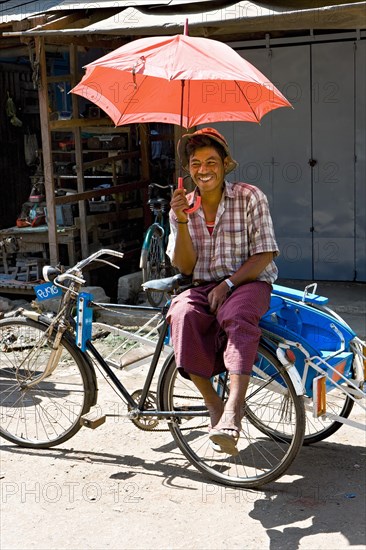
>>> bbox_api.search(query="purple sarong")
[167,280,271,379]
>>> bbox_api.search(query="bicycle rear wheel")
[159,345,305,488]
[142,226,169,307]
[244,349,354,445]
[0,317,96,448]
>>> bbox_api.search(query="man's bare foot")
[208,408,243,455]
[211,408,243,438]
[205,395,224,432]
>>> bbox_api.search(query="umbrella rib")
[116,74,149,126]
[234,81,261,124]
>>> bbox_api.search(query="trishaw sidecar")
[257,284,365,444]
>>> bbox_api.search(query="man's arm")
[168,188,197,275]
[226,251,274,288]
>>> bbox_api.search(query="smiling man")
[166,127,279,455]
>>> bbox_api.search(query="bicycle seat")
[142,273,192,292]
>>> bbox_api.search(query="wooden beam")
[36,36,58,265]
[82,151,139,170]
[70,43,89,261]
[36,13,88,32]
[54,180,148,205]
[50,118,117,130]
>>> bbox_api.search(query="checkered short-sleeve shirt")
[167,181,279,284]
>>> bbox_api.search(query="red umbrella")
[71,33,291,129]
[71,30,292,212]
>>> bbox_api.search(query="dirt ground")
[1,348,365,550]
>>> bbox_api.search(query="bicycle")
[0,249,311,489]
[139,183,175,307]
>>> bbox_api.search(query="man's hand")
[170,188,189,223]
[208,282,230,313]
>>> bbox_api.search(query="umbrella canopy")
[71,34,291,128]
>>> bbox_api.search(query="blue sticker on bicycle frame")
[34,282,63,301]
[76,292,93,352]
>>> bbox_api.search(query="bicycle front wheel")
[0,317,96,448]
[159,345,305,488]
[142,226,168,307]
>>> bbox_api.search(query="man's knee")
[168,298,194,323]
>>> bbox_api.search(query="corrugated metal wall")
[216,36,366,282]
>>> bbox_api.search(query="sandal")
[209,428,240,456]
[209,440,226,453]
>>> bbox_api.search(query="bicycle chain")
[128,391,209,432]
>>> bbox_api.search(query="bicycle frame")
[74,296,207,421]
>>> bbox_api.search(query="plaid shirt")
[167,181,279,284]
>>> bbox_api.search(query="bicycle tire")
[0,316,96,448]
[158,345,305,488]
[142,226,168,307]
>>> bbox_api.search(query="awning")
[2,1,365,37]
[73,2,366,35]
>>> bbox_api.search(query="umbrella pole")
[177,17,188,181]
[178,79,185,179]
[184,18,189,36]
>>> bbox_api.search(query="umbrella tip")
[184,18,189,36]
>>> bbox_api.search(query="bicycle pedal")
[80,412,106,429]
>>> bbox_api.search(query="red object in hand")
[178,177,201,214]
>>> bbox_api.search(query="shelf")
[54,175,114,179]
[52,150,128,154]
[50,118,122,130]
[47,122,148,266]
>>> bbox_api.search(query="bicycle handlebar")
[43,249,124,285]
[149,183,174,190]
[71,249,124,272]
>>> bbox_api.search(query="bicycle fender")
[19,312,98,407]
[276,348,305,396]
[141,223,165,250]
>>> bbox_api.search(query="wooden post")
[138,124,151,227]
[36,36,58,265]
[139,123,151,182]
[70,43,89,261]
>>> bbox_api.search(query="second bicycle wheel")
[302,384,354,444]
[159,345,305,488]
[0,317,96,448]
[142,226,168,307]
[238,346,353,446]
